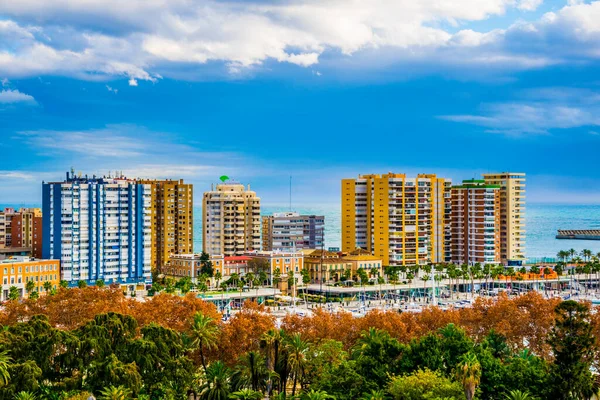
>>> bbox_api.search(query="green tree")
[231,351,269,392]
[456,352,482,400]
[287,333,309,396]
[388,368,463,400]
[28,291,39,300]
[201,361,230,400]
[359,390,385,400]
[8,286,20,301]
[215,270,223,288]
[0,350,11,387]
[98,385,132,400]
[176,276,194,294]
[200,251,215,277]
[59,280,69,288]
[25,280,35,296]
[189,313,220,372]
[548,300,595,399]
[43,281,52,292]
[96,279,106,288]
[77,280,87,289]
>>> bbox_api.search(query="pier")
[556,230,600,240]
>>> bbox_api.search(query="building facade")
[262,212,324,251]
[482,173,526,263]
[11,208,43,258]
[450,180,501,265]
[304,249,383,283]
[202,183,260,256]
[139,179,193,272]
[0,208,15,248]
[244,250,304,285]
[0,257,60,300]
[42,172,152,286]
[164,253,224,283]
[342,173,451,266]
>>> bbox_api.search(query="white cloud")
[0,0,598,81]
[0,89,36,104]
[128,78,138,86]
[440,86,600,135]
[106,85,118,93]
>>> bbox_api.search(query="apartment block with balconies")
[203,182,261,256]
[482,173,526,263]
[42,171,152,286]
[342,173,451,266]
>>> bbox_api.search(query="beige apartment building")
[139,179,194,271]
[342,173,452,266]
[203,182,260,256]
[450,180,501,265]
[482,173,526,263]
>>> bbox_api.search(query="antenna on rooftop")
[289,176,292,211]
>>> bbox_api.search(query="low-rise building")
[0,257,60,300]
[304,248,383,283]
[164,253,224,283]
[244,250,304,285]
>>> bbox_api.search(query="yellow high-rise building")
[139,179,194,271]
[203,182,261,256]
[482,172,526,263]
[342,173,451,266]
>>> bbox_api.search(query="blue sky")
[1,0,600,205]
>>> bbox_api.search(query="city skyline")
[2,1,600,205]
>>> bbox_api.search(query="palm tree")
[300,389,335,400]
[286,333,309,396]
[25,280,35,296]
[228,389,263,400]
[43,281,52,293]
[99,385,132,400]
[260,329,282,396]
[231,351,269,392]
[503,389,537,400]
[582,249,592,262]
[568,248,577,262]
[201,361,230,400]
[456,353,481,400]
[13,392,37,400]
[530,265,539,291]
[557,250,568,263]
[0,351,11,387]
[189,312,220,372]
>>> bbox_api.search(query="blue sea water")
[4,203,600,259]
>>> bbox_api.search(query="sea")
[4,203,600,261]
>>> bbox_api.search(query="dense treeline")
[0,288,598,399]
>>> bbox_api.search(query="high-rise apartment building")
[42,172,152,285]
[202,182,260,256]
[262,212,324,251]
[11,208,43,258]
[138,179,193,271]
[482,173,526,263]
[342,173,451,266]
[450,180,501,265]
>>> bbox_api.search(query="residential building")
[11,208,43,258]
[450,180,501,265]
[304,248,383,283]
[482,173,526,263]
[164,253,223,283]
[0,208,16,248]
[342,173,451,266]
[262,212,324,251]
[42,171,152,286]
[244,250,304,285]
[202,182,260,256]
[0,257,60,300]
[138,179,194,272]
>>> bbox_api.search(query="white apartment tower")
[42,172,152,285]
[203,182,261,256]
